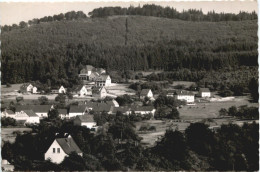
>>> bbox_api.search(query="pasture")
[106,83,136,96]
[1,127,32,144]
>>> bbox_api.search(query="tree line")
[1,11,87,32]
[89,4,257,22]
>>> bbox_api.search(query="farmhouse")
[140,89,153,100]
[73,115,97,129]
[174,90,195,103]
[1,109,15,118]
[92,86,107,98]
[95,75,111,87]
[20,83,37,94]
[45,135,83,164]
[69,105,88,118]
[85,101,113,113]
[74,85,90,96]
[79,65,106,81]
[199,88,211,98]
[15,110,40,124]
[15,105,53,118]
[132,106,156,117]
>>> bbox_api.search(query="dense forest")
[89,4,257,22]
[1,6,258,87]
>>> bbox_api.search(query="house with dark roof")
[15,110,40,124]
[175,90,195,103]
[85,102,113,113]
[140,89,154,100]
[199,88,211,98]
[15,105,53,118]
[112,106,132,115]
[44,135,83,164]
[69,105,88,118]
[95,74,111,87]
[1,109,15,118]
[92,87,107,98]
[79,65,106,82]
[73,115,97,129]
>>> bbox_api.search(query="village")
[1,64,258,170]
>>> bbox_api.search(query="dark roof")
[112,107,131,114]
[167,90,175,94]
[140,89,151,96]
[76,115,95,122]
[15,105,52,113]
[132,106,155,111]
[58,109,67,114]
[175,90,194,96]
[80,65,94,73]
[23,110,38,117]
[6,110,15,114]
[96,75,109,81]
[74,85,85,92]
[56,137,82,155]
[85,102,112,112]
[92,87,106,94]
[199,88,210,92]
[69,105,87,113]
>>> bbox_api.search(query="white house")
[44,135,83,164]
[15,110,40,124]
[199,88,211,98]
[32,87,38,94]
[74,85,88,97]
[20,83,36,94]
[92,87,107,98]
[69,105,88,118]
[140,89,153,100]
[132,106,156,117]
[73,115,97,129]
[59,86,66,94]
[175,90,195,103]
[95,75,111,87]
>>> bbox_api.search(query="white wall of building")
[177,95,195,103]
[201,92,211,98]
[45,140,68,164]
[81,122,97,129]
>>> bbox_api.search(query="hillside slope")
[1,16,258,84]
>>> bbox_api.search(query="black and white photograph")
[0,0,259,171]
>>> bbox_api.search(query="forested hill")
[1,15,258,85]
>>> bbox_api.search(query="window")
[53,148,55,153]
[57,148,60,153]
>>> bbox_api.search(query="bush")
[1,117,17,126]
[148,126,156,131]
[6,83,11,88]
[16,96,24,102]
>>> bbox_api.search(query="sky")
[0,1,258,25]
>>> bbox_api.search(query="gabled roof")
[69,105,87,113]
[15,105,52,113]
[140,89,151,96]
[56,137,82,155]
[20,83,32,90]
[175,90,194,96]
[92,87,106,94]
[85,102,113,112]
[76,115,95,122]
[23,110,38,117]
[96,75,110,81]
[89,72,99,77]
[73,85,86,92]
[199,88,210,92]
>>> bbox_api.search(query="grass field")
[1,127,32,144]
[106,83,136,96]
